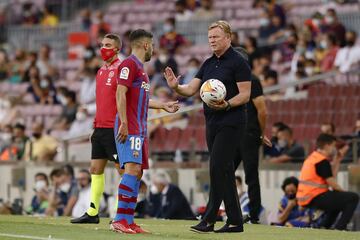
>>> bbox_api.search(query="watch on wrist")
[225,101,231,111]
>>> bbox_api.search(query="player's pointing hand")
[163,101,180,113]
[164,67,181,90]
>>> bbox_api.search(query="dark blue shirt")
[195,47,251,126]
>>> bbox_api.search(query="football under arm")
[116,85,128,125]
[174,78,201,97]
[228,81,251,107]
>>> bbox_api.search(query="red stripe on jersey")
[119,184,133,192]
[118,195,137,203]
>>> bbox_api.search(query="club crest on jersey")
[120,67,129,80]
[133,151,139,158]
[109,71,114,78]
[141,82,150,91]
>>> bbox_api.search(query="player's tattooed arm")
[116,85,129,143]
[149,99,180,113]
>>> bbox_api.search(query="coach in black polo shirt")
[164,20,251,233]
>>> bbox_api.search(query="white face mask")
[325,16,334,24]
[58,95,68,106]
[76,112,87,121]
[40,79,49,89]
[278,139,288,148]
[158,54,167,63]
[59,182,71,192]
[150,185,159,194]
[163,24,173,33]
[320,40,328,49]
[35,180,47,192]
[259,18,269,27]
[305,67,314,76]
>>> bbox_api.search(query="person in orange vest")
[296,133,359,230]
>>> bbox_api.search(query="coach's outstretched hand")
[116,122,128,143]
[164,67,181,90]
[163,101,180,113]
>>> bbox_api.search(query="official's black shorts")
[91,128,118,163]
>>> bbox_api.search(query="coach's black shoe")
[214,223,244,233]
[190,221,214,233]
[70,213,99,224]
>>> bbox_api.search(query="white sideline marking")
[0,233,66,240]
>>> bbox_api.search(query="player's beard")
[144,49,152,62]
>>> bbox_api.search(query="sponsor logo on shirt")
[120,67,129,80]
[133,151,139,158]
[141,82,150,91]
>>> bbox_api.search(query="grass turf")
[0,215,359,240]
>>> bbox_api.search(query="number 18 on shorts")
[116,135,144,168]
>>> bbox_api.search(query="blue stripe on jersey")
[143,93,149,135]
[137,88,144,135]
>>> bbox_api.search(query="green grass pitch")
[0,215,359,240]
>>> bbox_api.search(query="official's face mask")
[59,182,71,193]
[35,180,47,192]
[100,47,117,61]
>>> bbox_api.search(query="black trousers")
[234,131,262,221]
[202,125,244,225]
[309,191,359,230]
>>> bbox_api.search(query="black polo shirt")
[246,74,263,135]
[195,46,251,126]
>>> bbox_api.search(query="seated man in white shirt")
[334,30,360,73]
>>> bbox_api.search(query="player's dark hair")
[316,133,337,149]
[35,172,49,185]
[129,29,153,43]
[281,176,299,191]
[104,33,122,49]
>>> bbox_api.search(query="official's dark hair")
[104,33,122,49]
[35,172,49,185]
[316,133,337,149]
[129,29,153,43]
[281,176,299,191]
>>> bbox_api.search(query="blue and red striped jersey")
[117,55,150,137]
